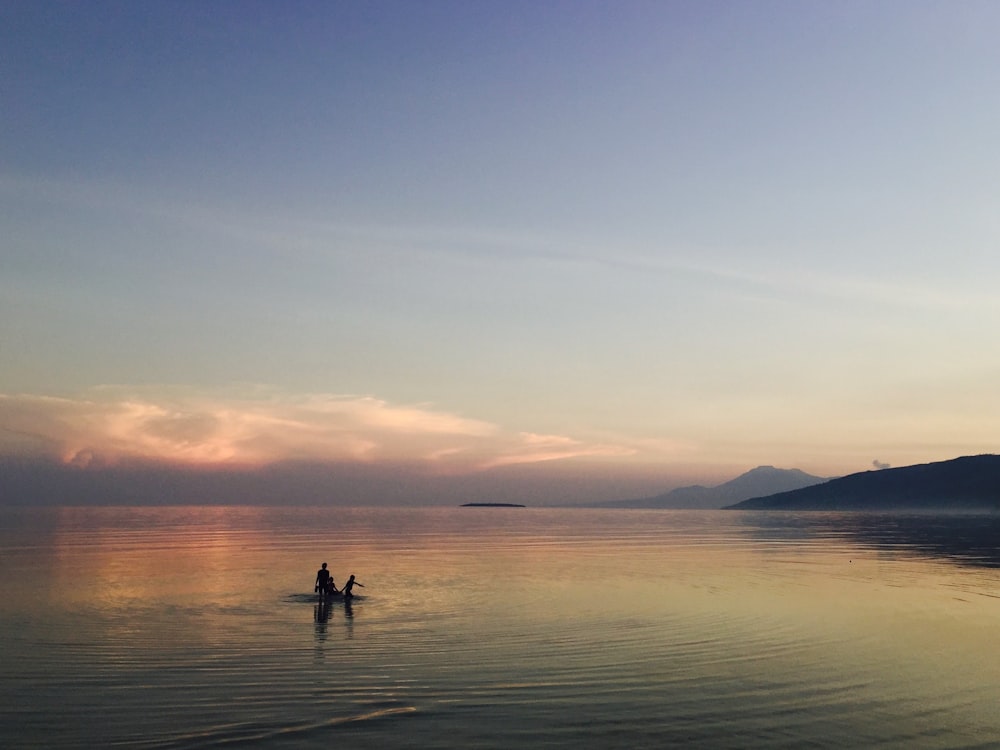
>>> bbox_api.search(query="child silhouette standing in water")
[341,574,364,598]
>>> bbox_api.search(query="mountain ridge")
[727,454,1000,510]
[595,465,829,509]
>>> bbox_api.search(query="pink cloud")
[0,389,634,473]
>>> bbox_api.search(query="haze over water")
[2,505,998,749]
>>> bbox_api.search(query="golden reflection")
[7,505,1000,749]
[30,506,1000,679]
[46,506,285,648]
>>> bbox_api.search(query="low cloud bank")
[0,388,631,475]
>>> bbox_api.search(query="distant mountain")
[596,466,828,509]
[728,454,1000,510]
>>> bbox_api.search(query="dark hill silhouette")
[596,466,828,509]
[728,454,1000,510]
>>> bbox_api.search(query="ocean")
[1,505,998,749]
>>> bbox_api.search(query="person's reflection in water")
[314,600,332,642]
[343,597,355,639]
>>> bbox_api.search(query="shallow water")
[1,506,999,749]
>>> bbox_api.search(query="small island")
[460,502,526,508]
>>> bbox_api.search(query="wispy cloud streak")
[6,173,994,315]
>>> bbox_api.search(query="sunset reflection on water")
[2,506,999,749]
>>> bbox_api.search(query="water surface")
[1,506,998,748]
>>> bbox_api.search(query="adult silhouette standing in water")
[315,562,337,597]
[342,574,364,599]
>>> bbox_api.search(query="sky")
[3,1,1000,505]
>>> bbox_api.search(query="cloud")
[477,432,634,469]
[872,459,891,470]
[0,388,633,473]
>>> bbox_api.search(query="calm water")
[2,506,999,749]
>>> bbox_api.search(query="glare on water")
[1,506,999,749]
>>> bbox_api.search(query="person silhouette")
[341,574,364,598]
[315,562,333,597]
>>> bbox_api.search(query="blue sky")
[3,1,1000,503]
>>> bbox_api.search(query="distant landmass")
[728,454,1000,510]
[595,466,828,509]
[461,503,526,508]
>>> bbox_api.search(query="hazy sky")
[3,1,1000,503]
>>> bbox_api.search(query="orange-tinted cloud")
[479,432,633,469]
[0,388,634,473]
